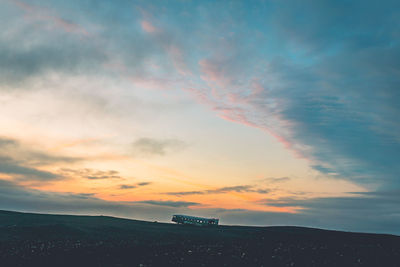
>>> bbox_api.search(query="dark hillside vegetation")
[0,210,399,266]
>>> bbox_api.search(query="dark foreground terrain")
[0,210,399,266]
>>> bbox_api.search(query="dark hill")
[0,210,399,266]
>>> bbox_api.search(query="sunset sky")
[1,0,399,234]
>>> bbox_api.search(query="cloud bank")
[1,179,399,234]
[132,138,186,156]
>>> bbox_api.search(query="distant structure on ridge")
[172,214,219,226]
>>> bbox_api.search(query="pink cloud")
[141,20,158,33]
[104,58,186,91]
[183,87,217,107]
[141,20,189,75]
[187,57,310,160]
[11,0,89,36]
[199,59,232,88]
[216,105,306,159]
[166,45,190,76]
[138,8,192,76]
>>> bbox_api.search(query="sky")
[0,0,399,234]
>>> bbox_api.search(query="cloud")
[11,0,89,36]
[1,179,400,234]
[251,191,400,234]
[176,0,400,189]
[165,191,205,196]
[165,185,270,196]
[0,137,17,147]
[59,168,122,180]
[211,185,254,193]
[132,138,186,156]
[262,177,291,183]
[0,20,107,86]
[0,137,81,166]
[4,0,397,191]
[0,156,60,181]
[0,0,183,88]
[0,137,80,181]
[119,182,151,189]
[0,179,192,221]
[133,200,200,208]
[120,185,137,189]
[137,182,152,186]
[141,20,158,33]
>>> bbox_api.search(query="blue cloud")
[258,0,400,188]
